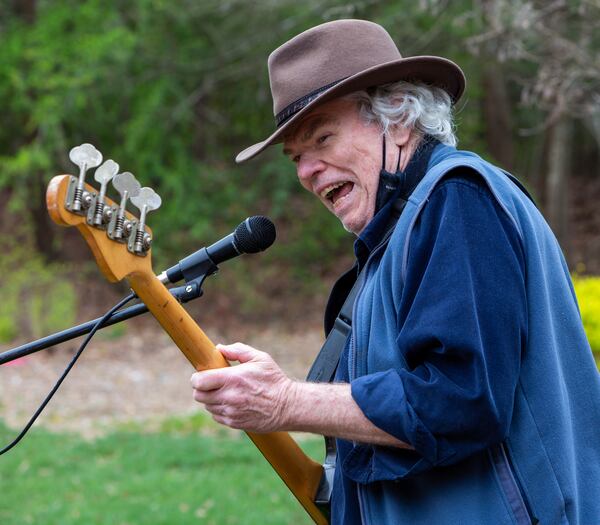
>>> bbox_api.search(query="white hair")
[347,81,457,146]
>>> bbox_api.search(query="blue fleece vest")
[348,145,600,524]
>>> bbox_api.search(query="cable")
[0,293,136,456]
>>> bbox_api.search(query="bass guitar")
[46,143,329,524]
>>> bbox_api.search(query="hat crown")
[268,20,402,116]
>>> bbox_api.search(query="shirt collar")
[354,136,439,262]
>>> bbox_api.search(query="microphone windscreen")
[234,216,276,253]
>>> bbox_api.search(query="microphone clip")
[169,275,208,304]
[157,247,219,284]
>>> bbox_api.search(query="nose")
[296,155,326,186]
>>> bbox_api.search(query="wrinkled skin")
[282,98,413,235]
[191,343,292,432]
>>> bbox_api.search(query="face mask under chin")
[375,136,404,213]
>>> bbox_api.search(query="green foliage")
[0,419,322,524]
[0,0,358,278]
[96,323,127,341]
[572,275,600,357]
[29,279,77,340]
[114,411,220,435]
[157,412,220,434]
[0,0,598,307]
[0,239,77,343]
[0,309,18,342]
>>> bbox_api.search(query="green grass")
[0,419,324,525]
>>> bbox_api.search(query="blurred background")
[0,1,598,523]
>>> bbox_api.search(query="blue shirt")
[330,170,527,524]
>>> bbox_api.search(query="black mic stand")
[0,276,208,366]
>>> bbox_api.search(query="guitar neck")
[127,271,328,525]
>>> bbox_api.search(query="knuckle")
[224,392,244,409]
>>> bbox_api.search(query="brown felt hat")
[235,19,466,163]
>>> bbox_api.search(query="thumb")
[216,342,262,363]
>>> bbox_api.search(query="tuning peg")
[130,187,162,253]
[113,171,141,197]
[69,143,103,211]
[110,172,141,240]
[91,160,119,226]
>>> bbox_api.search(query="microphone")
[157,216,276,284]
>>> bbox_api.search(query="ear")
[387,123,412,147]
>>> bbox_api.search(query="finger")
[217,342,265,363]
[192,389,223,405]
[201,403,226,416]
[190,369,228,391]
[212,412,242,430]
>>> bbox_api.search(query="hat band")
[275,77,348,128]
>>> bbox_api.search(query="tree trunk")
[545,117,572,255]
[12,0,36,24]
[481,64,515,171]
[31,171,60,260]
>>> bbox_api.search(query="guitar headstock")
[46,144,161,283]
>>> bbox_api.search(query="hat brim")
[236,55,465,163]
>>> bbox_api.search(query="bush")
[0,239,77,343]
[572,275,600,359]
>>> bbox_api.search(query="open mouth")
[321,181,354,206]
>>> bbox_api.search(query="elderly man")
[191,20,600,524]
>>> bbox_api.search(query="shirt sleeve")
[347,170,527,481]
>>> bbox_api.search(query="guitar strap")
[306,270,363,383]
[306,263,365,512]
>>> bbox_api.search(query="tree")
[465,0,600,246]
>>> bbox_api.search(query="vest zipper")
[349,228,396,381]
[357,483,368,525]
[349,211,403,525]
[489,443,538,524]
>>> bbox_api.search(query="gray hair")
[347,81,457,146]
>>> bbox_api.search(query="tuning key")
[68,143,103,212]
[91,160,119,226]
[130,187,162,254]
[110,171,141,240]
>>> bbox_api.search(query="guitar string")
[0,293,136,456]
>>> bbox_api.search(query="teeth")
[320,181,346,199]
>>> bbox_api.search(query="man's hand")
[190,343,296,433]
[190,342,411,448]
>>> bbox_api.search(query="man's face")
[282,98,383,235]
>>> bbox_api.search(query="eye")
[317,133,331,145]
[292,154,301,163]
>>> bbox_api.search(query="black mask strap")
[376,135,404,212]
[380,134,402,174]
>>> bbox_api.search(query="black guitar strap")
[307,264,365,514]
[306,270,364,383]
[306,263,368,515]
